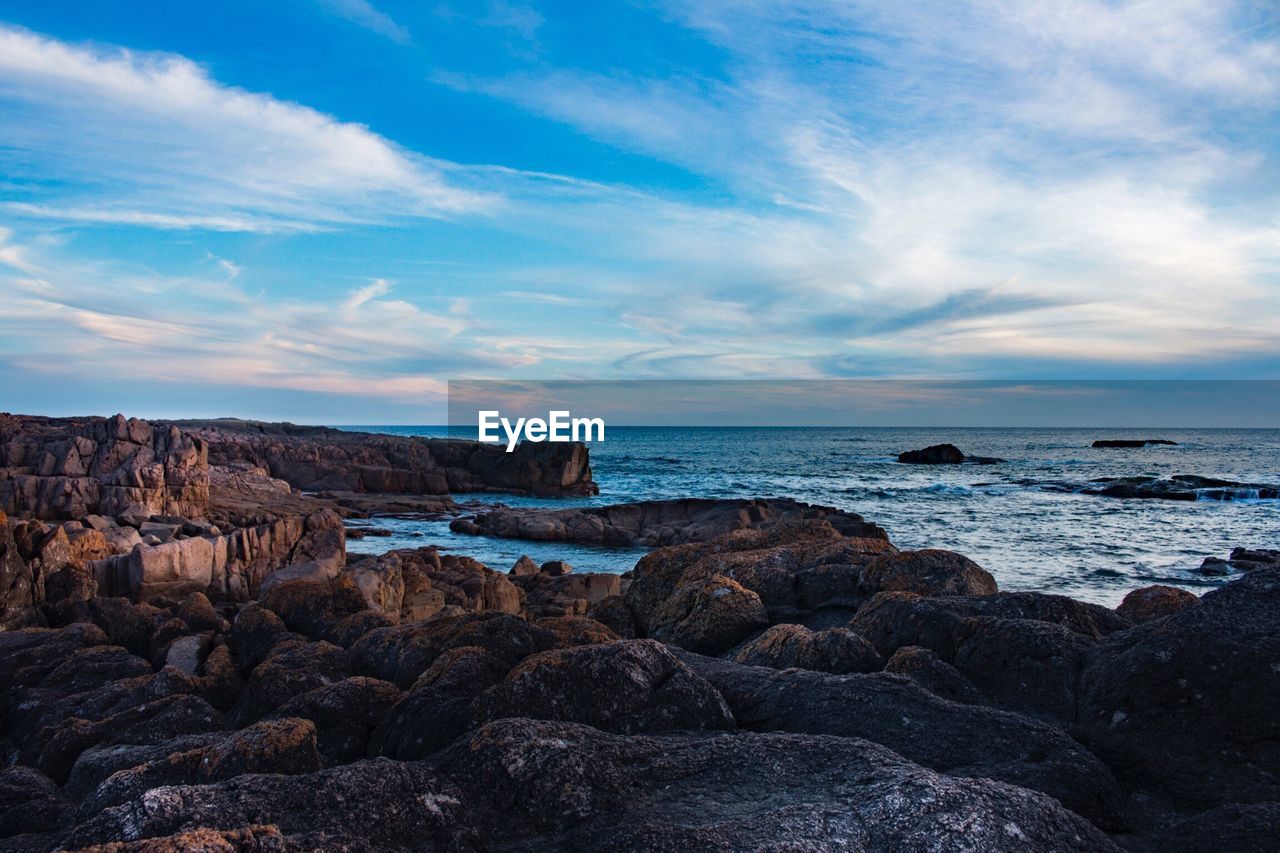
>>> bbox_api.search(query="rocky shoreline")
[1,414,1277,851]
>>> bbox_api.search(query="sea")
[337,426,1280,607]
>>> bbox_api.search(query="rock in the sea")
[1092,439,1177,448]
[1082,474,1280,501]
[731,623,882,674]
[1116,585,1198,622]
[897,443,966,464]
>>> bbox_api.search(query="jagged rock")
[731,623,882,674]
[1116,585,1199,623]
[649,574,769,655]
[452,497,886,547]
[0,414,209,521]
[267,676,402,764]
[678,651,1125,828]
[350,611,553,689]
[0,508,42,629]
[883,645,982,704]
[1078,567,1280,810]
[474,639,735,735]
[860,549,998,597]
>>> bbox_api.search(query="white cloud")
[319,0,411,44]
[0,26,487,232]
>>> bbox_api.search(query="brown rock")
[1116,584,1199,623]
[860,549,998,597]
[732,623,882,674]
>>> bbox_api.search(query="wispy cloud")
[318,0,410,44]
[0,25,485,232]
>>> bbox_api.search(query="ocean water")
[339,426,1280,606]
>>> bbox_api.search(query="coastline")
[0,414,1277,850]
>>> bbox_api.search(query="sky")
[0,0,1277,423]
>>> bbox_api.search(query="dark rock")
[233,641,348,724]
[860,549,998,597]
[532,615,619,647]
[883,646,982,704]
[1141,802,1280,853]
[226,603,295,673]
[260,574,370,644]
[539,559,573,576]
[267,676,402,764]
[678,651,1125,828]
[0,509,41,630]
[732,623,882,674]
[897,443,966,464]
[1082,474,1280,501]
[1116,585,1199,622]
[510,554,539,576]
[649,573,769,655]
[432,718,1119,851]
[1092,439,1177,448]
[1078,567,1280,810]
[0,765,70,837]
[511,569,621,619]
[453,497,887,548]
[65,735,227,802]
[475,639,735,735]
[350,611,553,689]
[587,594,637,638]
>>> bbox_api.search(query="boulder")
[510,570,621,619]
[860,549,998,597]
[267,677,403,764]
[883,646,982,704]
[1116,585,1199,623]
[0,765,71,838]
[587,594,637,639]
[260,574,370,644]
[510,554,539,576]
[233,641,349,724]
[678,651,1125,827]
[474,639,735,735]
[1078,567,1280,810]
[731,623,883,674]
[649,574,769,655]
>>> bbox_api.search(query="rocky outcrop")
[449,497,888,547]
[172,418,598,496]
[897,443,1004,464]
[343,547,522,623]
[1199,546,1280,576]
[0,414,209,521]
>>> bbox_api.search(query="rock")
[539,559,573,576]
[226,603,295,672]
[1199,547,1280,576]
[1116,585,1199,622]
[233,641,349,724]
[260,574,370,644]
[679,652,1125,828]
[71,824,287,851]
[1092,439,1177,448]
[267,676,403,764]
[1082,474,1280,501]
[475,639,735,735]
[173,417,597,496]
[860,548,998,597]
[126,536,215,601]
[350,611,553,689]
[0,509,42,630]
[897,443,966,464]
[649,574,769,655]
[731,623,883,674]
[452,497,887,547]
[0,414,209,521]
[1142,802,1280,853]
[587,594,637,638]
[532,615,619,647]
[1078,567,1280,810]
[510,570,621,619]
[510,554,539,576]
[431,718,1120,851]
[137,521,180,543]
[65,735,228,802]
[0,765,70,838]
[1199,557,1231,575]
[883,646,982,704]
[163,634,210,676]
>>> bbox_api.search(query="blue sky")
[0,1,1277,422]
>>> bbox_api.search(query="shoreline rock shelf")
[0,412,1276,851]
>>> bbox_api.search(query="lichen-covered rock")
[586,594,637,638]
[883,646,982,704]
[732,623,883,674]
[233,641,348,724]
[267,677,402,764]
[260,574,370,644]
